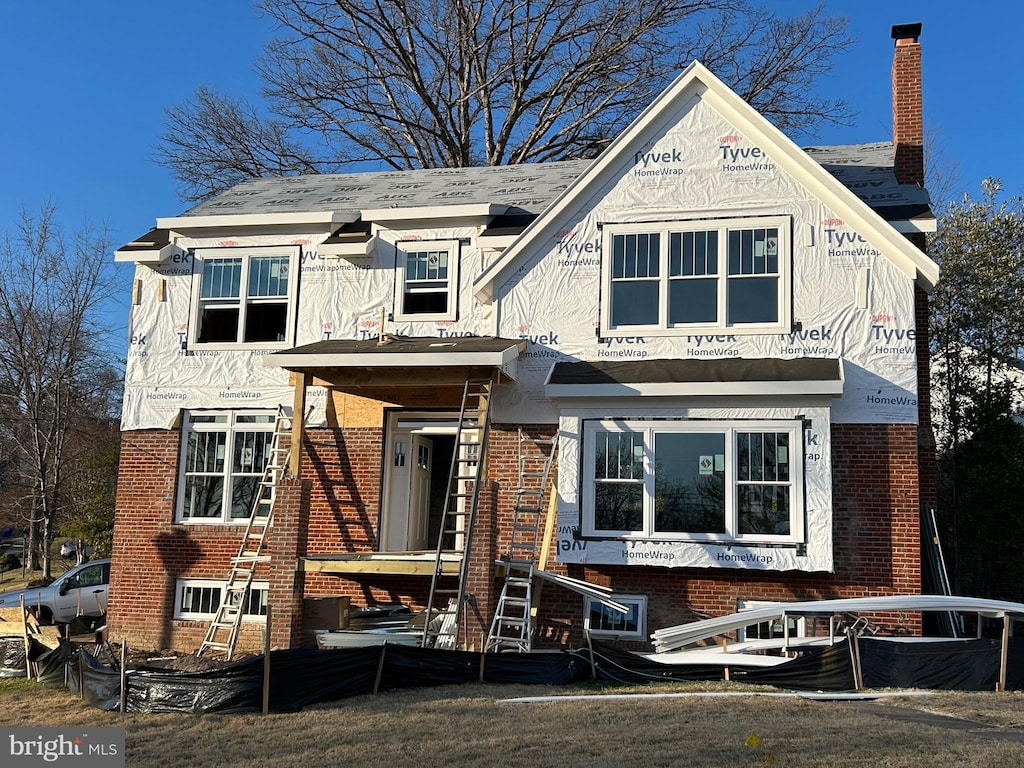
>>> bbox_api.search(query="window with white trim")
[581,420,804,542]
[174,579,269,622]
[190,247,298,347]
[394,240,459,321]
[601,217,790,335]
[176,411,277,524]
[584,595,647,639]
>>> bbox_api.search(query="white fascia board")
[114,240,186,265]
[474,60,940,301]
[479,234,518,251]
[362,203,508,223]
[891,216,937,234]
[697,83,939,290]
[545,379,844,399]
[265,347,522,372]
[317,237,376,259]
[156,211,357,231]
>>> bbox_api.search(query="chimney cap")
[891,23,922,42]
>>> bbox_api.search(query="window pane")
[594,431,643,480]
[588,601,640,633]
[739,485,791,535]
[669,279,718,324]
[243,302,287,342]
[654,432,726,533]
[198,306,240,343]
[200,259,242,299]
[610,280,659,326]
[182,476,224,519]
[594,483,643,531]
[403,290,449,315]
[248,256,289,298]
[727,277,778,323]
[187,431,225,473]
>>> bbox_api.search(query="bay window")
[583,419,804,542]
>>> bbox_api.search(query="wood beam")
[290,372,311,477]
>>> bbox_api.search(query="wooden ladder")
[196,406,293,660]
[485,428,558,653]
[421,376,493,649]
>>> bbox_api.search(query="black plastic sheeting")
[0,635,28,677]
[59,635,1024,714]
[859,637,1024,691]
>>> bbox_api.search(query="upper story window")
[581,419,804,543]
[600,217,790,336]
[190,247,299,348]
[177,410,276,524]
[394,240,459,322]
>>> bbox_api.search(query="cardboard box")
[303,597,351,630]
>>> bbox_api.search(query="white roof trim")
[473,61,938,303]
[265,346,522,371]
[157,211,357,230]
[317,237,376,259]
[114,240,186,265]
[544,379,844,399]
[891,217,937,234]
[362,203,508,222]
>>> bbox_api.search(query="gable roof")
[472,61,939,304]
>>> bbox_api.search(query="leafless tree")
[157,0,854,201]
[0,205,122,579]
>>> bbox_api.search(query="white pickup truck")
[0,558,110,624]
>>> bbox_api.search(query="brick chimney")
[891,22,924,186]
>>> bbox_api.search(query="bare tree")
[0,205,122,579]
[157,0,854,201]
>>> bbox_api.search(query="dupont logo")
[3,727,124,767]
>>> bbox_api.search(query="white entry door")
[382,429,434,552]
[407,434,433,550]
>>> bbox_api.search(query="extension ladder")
[485,428,558,652]
[421,376,493,649]
[197,406,292,660]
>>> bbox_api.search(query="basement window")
[583,595,647,639]
[189,246,299,348]
[394,240,459,322]
[174,578,269,622]
[176,410,277,524]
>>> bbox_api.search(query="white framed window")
[737,600,806,642]
[600,217,791,335]
[394,240,459,321]
[584,595,647,639]
[174,578,269,622]
[176,410,277,524]
[581,419,804,542]
[190,246,299,348]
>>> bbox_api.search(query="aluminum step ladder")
[485,428,558,653]
[197,406,293,660]
[421,376,493,649]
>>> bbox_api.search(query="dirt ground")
[2,677,1023,767]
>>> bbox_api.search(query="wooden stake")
[373,642,388,694]
[262,605,272,714]
[119,642,128,713]
[19,594,31,681]
[997,615,1010,692]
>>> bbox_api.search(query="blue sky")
[0,1,1018,336]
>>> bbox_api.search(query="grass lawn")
[2,677,1023,766]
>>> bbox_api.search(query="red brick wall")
[109,420,922,652]
[892,30,923,187]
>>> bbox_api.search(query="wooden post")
[262,605,272,714]
[19,595,31,681]
[289,373,311,478]
[478,651,486,683]
[373,642,388,694]
[119,642,128,713]
[997,615,1010,692]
